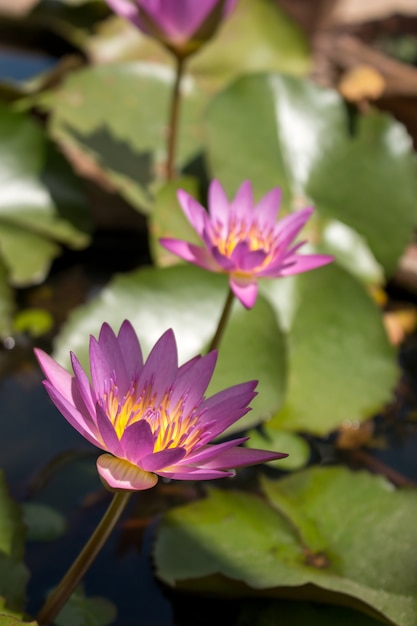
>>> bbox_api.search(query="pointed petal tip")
[177,187,191,205]
[119,318,135,335]
[230,277,258,309]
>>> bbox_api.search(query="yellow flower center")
[102,382,202,453]
[212,217,275,260]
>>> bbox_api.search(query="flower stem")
[37,490,132,626]
[208,287,235,353]
[166,55,186,181]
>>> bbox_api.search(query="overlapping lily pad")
[0,471,28,611]
[40,62,206,212]
[155,466,417,626]
[206,73,417,276]
[0,103,91,335]
[264,264,397,434]
[55,588,117,626]
[237,600,387,626]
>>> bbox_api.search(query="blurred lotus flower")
[160,180,333,309]
[35,321,285,491]
[104,0,236,58]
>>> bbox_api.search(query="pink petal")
[184,437,249,465]
[231,180,253,218]
[35,348,74,404]
[177,190,208,237]
[70,352,97,420]
[117,320,143,383]
[278,254,334,276]
[43,382,101,448]
[197,381,257,438]
[230,276,259,308]
[230,242,267,271]
[137,0,218,41]
[97,454,158,491]
[104,0,141,25]
[97,323,130,396]
[201,446,288,470]
[177,354,202,377]
[141,447,186,471]
[89,336,111,399]
[95,404,123,457]
[156,466,235,481]
[120,419,155,465]
[211,246,236,271]
[159,238,219,271]
[274,206,313,245]
[255,187,281,226]
[170,351,217,414]
[208,179,231,234]
[136,329,178,405]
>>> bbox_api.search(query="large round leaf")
[0,471,28,610]
[41,62,205,212]
[0,261,14,338]
[55,588,117,626]
[53,264,286,429]
[264,264,397,435]
[155,466,417,626]
[237,600,386,626]
[0,103,90,286]
[206,73,417,275]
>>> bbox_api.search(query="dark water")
[0,48,57,83]
[0,348,174,625]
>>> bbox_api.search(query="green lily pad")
[55,588,117,626]
[245,428,310,471]
[0,472,28,610]
[206,73,417,276]
[237,600,387,626]
[88,0,310,93]
[0,102,90,286]
[0,605,36,626]
[22,503,67,542]
[0,261,14,338]
[265,264,397,435]
[0,471,25,562]
[154,466,417,626]
[52,264,286,431]
[40,62,205,212]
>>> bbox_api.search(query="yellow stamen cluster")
[103,383,203,453]
[212,217,275,259]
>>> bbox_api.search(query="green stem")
[208,287,235,353]
[166,55,186,181]
[37,490,132,626]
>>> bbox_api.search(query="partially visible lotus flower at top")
[104,0,237,58]
[160,180,333,309]
[35,321,285,492]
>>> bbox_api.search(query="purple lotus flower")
[35,321,285,491]
[160,180,333,309]
[104,0,236,57]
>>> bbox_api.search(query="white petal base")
[97,454,158,492]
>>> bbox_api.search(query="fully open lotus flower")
[160,180,333,309]
[104,0,236,58]
[35,321,286,491]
